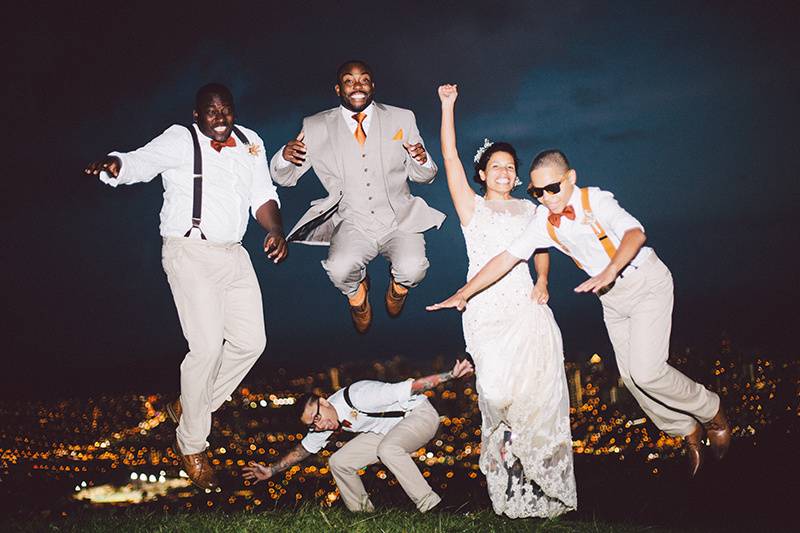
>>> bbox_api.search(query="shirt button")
[364,169,368,172]
[361,154,366,158]
[368,196,372,200]
[370,210,375,214]
[366,183,370,187]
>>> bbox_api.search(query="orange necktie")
[210,136,236,152]
[548,205,576,228]
[352,112,367,145]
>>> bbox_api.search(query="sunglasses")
[527,177,567,199]
[307,398,323,432]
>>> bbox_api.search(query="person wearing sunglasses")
[242,358,473,512]
[432,84,575,518]
[428,149,730,478]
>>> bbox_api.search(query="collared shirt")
[300,379,425,453]
[507,186,653,276]
[274,102,433,170]
[100,124,280,243]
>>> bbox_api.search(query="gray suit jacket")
[270,102,445,245]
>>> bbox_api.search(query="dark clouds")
[3,1,798,396]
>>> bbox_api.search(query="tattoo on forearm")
[271,445,311,474]
[411,371,453,393]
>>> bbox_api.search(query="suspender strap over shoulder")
[343,385,406,418]
[185,125,207,240]
[182,124,251,240]
[546,187,618,272]
[580,187,617,260]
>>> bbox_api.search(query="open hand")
[403,142,428,165]
[426,290,468,312]
[242,462,273,484]
[574,265,618,294]
[438,84,458,104]
[451,358,474,379]
[281,131,306,166]
[84,156,121,178]
[264,231,288,264]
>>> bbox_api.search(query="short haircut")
[195,83,234,111]
[529,149,570,174]
[294,392,323,422]
[336,60,373,83]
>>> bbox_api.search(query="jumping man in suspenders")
[84,83,287,490]
[242,358,474,512]
[428,149,731,478]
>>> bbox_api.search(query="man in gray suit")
[271,60,444,333]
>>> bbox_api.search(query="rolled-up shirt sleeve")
[102,125,189,187]
[593,190,644,236]
[300,430,332,454]
[507,216,552,260]
[249,133,281,218]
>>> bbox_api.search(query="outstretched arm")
[271,130,313,186]
[242,444,312,484]
[438,84,476,226]
[427,251,521,311]
[411,359,474,393]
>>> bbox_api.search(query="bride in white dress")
[432,84,576,518]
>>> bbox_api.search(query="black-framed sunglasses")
[307,398,323,432]
[527,177,567,199]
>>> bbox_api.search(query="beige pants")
[328,399,441,512]
[600,252,720,437]
[162,237,266,454]
[322,221,429,296]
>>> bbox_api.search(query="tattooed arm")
[411,359,474,393]
[242,444,312,484]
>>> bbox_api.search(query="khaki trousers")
[322,221,429,296]
[328,399,441,512]
[162,237,266,454]
[600,252,720,436]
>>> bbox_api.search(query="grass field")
[0,504,721,533]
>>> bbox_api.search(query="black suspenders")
[343,385,406,418]
[183,124,252,240]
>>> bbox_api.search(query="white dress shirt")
[100,124,280,243]
[274,102,433,170]
[507,186,653,276]
[301,379,426,453]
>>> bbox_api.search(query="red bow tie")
[548,205,576,228]
[210,136,236,152]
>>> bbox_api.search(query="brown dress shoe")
[385,278,409,318]
[704,405,732,460]
[166,398,182,424]
[349,277,372,334]
[684,423,704,478]
[174,440,218,490]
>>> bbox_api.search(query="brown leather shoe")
[704,405,732,460]
[385,278,409,318]
[166,398,182,424]
[349,277,372,334]
[174,440,218,491]
[684,423,704,478]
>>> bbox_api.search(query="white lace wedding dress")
[461,195,577,518]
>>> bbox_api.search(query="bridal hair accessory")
[474,138,494,163]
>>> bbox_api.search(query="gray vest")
[337,115,397,237]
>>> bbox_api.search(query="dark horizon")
[4,1,798,398]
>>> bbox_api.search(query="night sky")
[4,1,798,396]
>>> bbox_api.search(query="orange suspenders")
[546,187,617,272]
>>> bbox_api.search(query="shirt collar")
[340,102,375,121]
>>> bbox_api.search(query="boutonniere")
[248,144,262,157]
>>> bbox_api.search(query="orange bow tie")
[548,205,576,228]
[210,136,236,152]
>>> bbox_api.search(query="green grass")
[0,504,693,533]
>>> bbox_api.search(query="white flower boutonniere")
[248,144,262,157]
